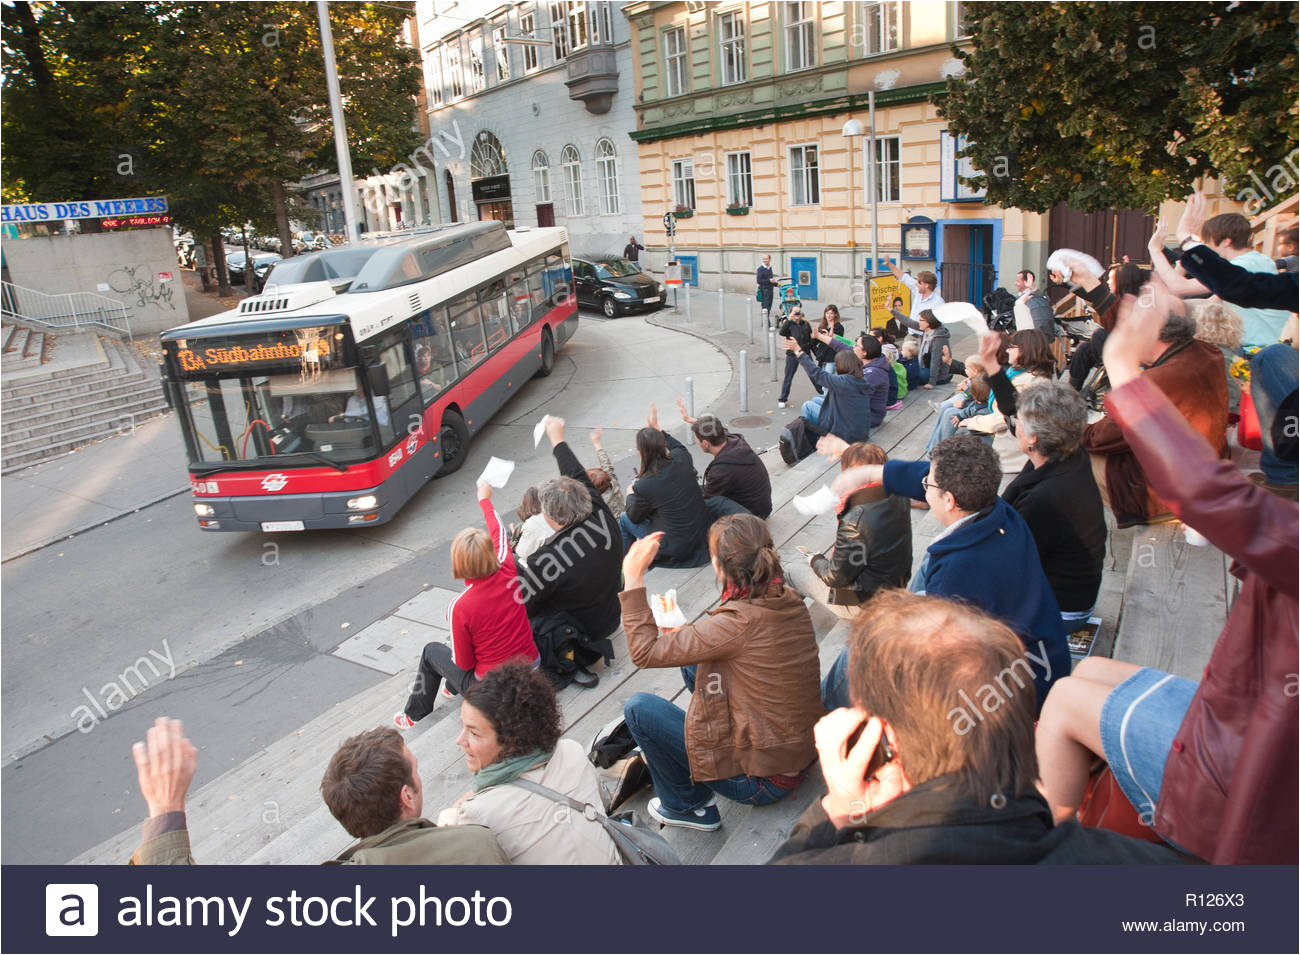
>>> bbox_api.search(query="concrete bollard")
[746,298,753,343]
[685,282,692,323]
[768,329,777,381]
[717,288,725,332]
[738,349,748,413]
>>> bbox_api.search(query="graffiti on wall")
[107,264,175,310]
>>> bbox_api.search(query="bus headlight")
[194,503,216,517]
[347,495,378,511]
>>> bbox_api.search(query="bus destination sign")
[170,330,338,374]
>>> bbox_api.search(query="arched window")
[532,151,551,203]
[561,144,583,217]
[470,130,508,179]
[595,139,619,215]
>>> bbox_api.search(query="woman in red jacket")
[396,482,539,728]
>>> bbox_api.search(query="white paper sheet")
[793,485,839,516]
[931,301,988,341]
[477,456,515,488]
[533,415,552,448]
[649,589,688,629]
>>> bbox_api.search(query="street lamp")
[842,95,879,326]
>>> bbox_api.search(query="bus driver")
[330,385,391,428]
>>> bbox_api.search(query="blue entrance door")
[790,256,817,301]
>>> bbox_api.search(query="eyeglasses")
[921,478,941,493]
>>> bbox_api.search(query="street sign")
[662,212,675,236]
[664,263,682,286]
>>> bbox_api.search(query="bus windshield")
[177,366,393,469]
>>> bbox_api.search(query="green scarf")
[471,748,551,793]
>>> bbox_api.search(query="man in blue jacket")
[803,329,891,432]
[822,434,1069,714]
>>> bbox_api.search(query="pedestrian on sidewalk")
[623,235,645,264]
[756,253,780,322]
[193,238,211,292]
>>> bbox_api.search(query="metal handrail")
[0,280,134,341]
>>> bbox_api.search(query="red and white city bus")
[158,221,576,531]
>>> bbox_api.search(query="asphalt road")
[0,309,731,863]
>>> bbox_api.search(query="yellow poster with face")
[869,276,909,329]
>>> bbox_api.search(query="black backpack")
[532,612,612,690]
[779,415,816,465]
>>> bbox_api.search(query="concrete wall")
[1,228,189,335]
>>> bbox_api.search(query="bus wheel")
[534,327,555,378]
[435,409,469,477]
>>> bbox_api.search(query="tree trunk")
[271,179,294,258]
[212,235,232,297]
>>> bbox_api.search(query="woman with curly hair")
[436,662,622,864]
[619,514,824,831]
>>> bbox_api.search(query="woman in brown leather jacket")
[618,515,825,831]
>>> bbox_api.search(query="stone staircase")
[1,326,170,472]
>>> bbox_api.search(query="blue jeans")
[623,667,800,814]
[800,395,825,427]
[618,511,652,552]
[923,395,967,455]
[1251,344,1298,485]
[822,646,851,712]
[704,495,750,520]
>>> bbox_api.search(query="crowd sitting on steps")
[128,195,1296,866]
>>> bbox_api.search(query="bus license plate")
[261,520,305,532]
[645,296,661,303]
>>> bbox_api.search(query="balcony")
[565,47,619,114]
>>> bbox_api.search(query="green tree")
[1,1,422,262]
[937,1,1299,213]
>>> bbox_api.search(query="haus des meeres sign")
[1,195,169,223]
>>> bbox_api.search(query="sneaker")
[777,400,788,409]
[885,400,903,412]
[647,796,721,831]
[927,399,942,414]
[394,712,416,730]
[441,685,456,698]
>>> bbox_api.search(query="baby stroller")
[982,287,1017,335]
[775,281,803,322]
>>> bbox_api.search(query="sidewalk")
[644,283,980,454]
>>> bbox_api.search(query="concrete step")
[0,348,123,398]
[0,407,172,472]
[2,324,19,353]
[1,391,168,447]
[2,380,165,434]
[22,329,45,359]
[1,373,159,415]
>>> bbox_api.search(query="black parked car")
[572,255,666,317]
[227,251,282,286]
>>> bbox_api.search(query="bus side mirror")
[366,363,391,397]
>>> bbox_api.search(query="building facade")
[624,0,1045,309]
[406,0,645,257]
